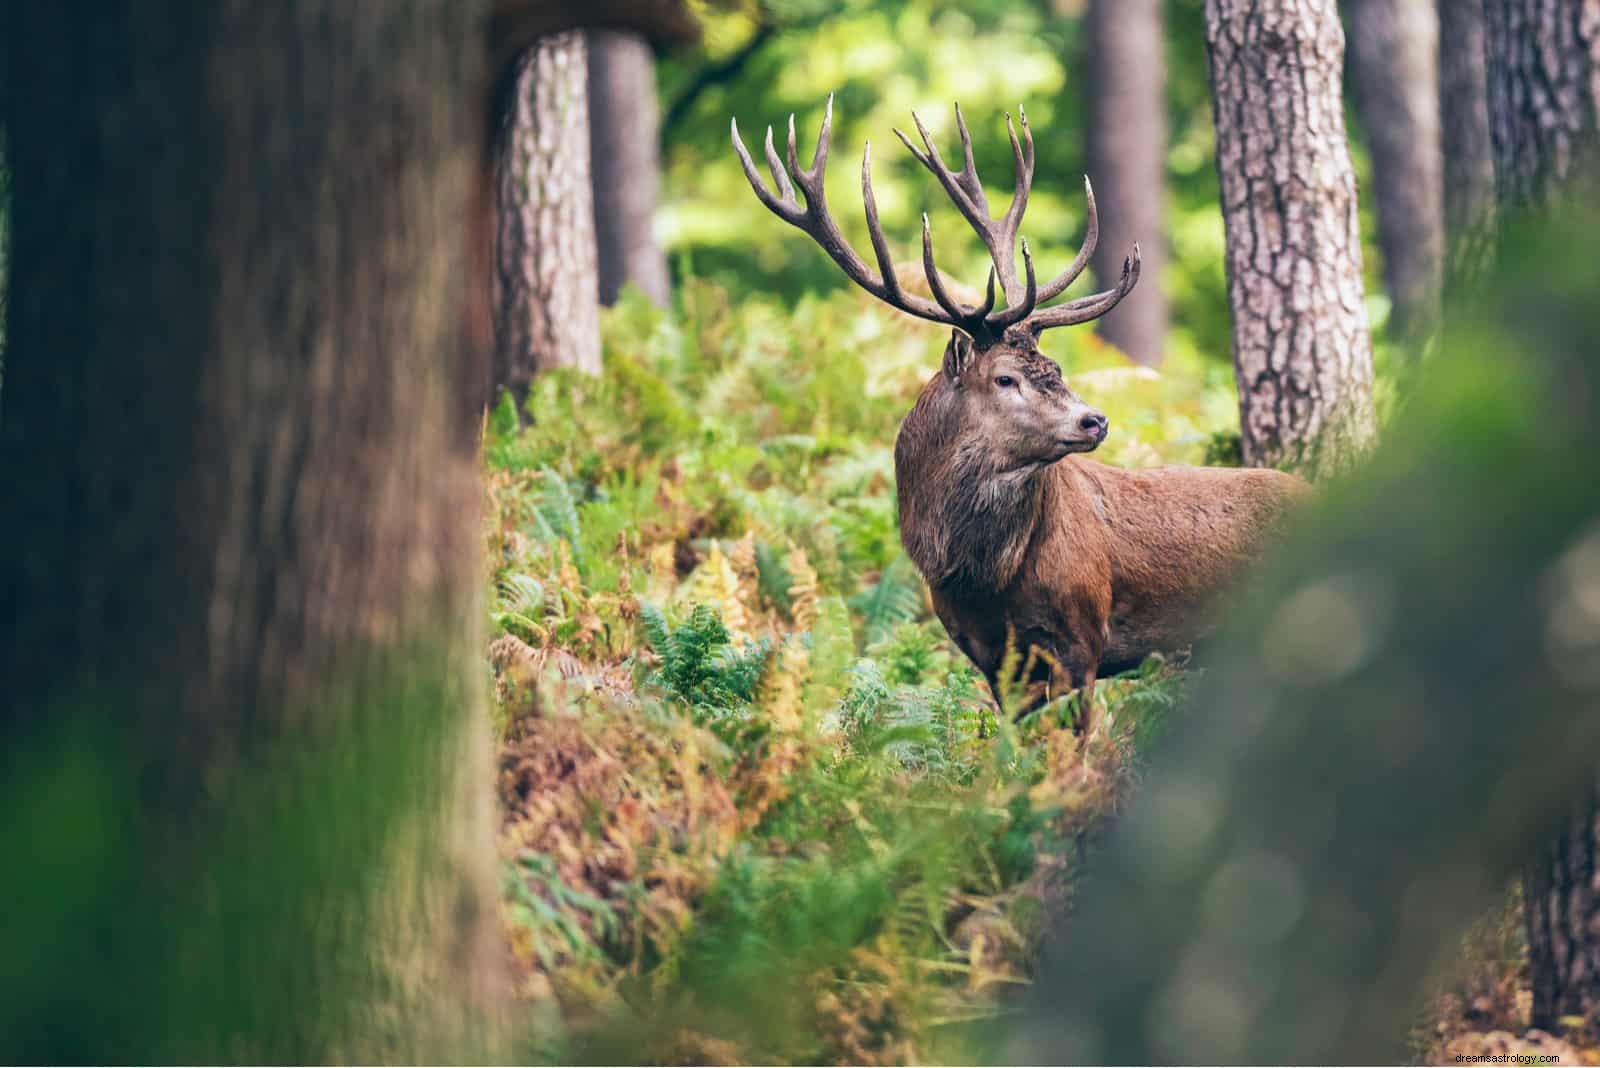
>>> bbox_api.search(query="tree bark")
[1203,0,1379,473]
[1484,0,1600,1034]
[1484,0,1600,207]
[588,30,672,307]
[2,3,500,1059]
[1527,783,1600,1029]
[1344,0,1444,342]
[1084,0,1169,366]
[1439,0,1498,287]
[493,32,602,402]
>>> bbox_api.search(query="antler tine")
[861,140,906,302]
[731,117,801,222]
[921,213,979,323]
[951,103,991,216]
[764,125,796,205]
[1035,176,1100,303]
[732,99,964,330]
[987,237,1039,328]
[1026,243,1141,335]
[999,108,1035,238]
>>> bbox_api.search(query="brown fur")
[895,327,1308,729]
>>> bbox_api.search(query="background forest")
[5,1,1600,1066]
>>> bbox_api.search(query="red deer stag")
[733,98,1307,731]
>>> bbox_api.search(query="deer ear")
[942,331,974,381]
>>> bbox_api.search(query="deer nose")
[1079,412,1109,439]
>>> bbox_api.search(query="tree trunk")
[1438,0,1497,287]
[588,30,672,307]
[1484,0,1600,1034]
[1527,783,1600,1029]
[1084,0,1169,366]
[1484,0,1600,207]
[1344,0,1444,343]
[493,32,602,403]
[1203,0,1379,473]
[2,3,500,1060]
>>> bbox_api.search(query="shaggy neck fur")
[894,384,1049,594]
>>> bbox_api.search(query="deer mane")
[894,380,1045,593]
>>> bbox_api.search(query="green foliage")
[486,279,1228,1062]
[639,601,772,730]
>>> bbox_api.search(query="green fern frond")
[850,554,925,649]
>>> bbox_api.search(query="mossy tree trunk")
[493,31,602,404]
[1084,0,1169,367]
[1203,0,1378,474]
[2,2,501,1060]
[588,30,672,307]
[1344,0,1444,342]
[1483,0,1600,1033]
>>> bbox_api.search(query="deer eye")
[995,375,1017,389]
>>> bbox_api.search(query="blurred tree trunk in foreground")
[1084,0,1168,366]
[1344,0,1444,343]
[494,31,602,403]
[1203,0,1377,473]
[1438,0,1497,285]
[1484,0,1600,1032]
[1,3,502,1061]
[1011,200,1600,1063]
[588,30,672,306]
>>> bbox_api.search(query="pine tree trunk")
[1484,0,1600,207]
[1438,0,1497,286]
[1344,0,1444,342]
[588,30,672,306]
[1527,784,1600,1029]
[1203,0,1379,473]
[493,32,602,402]
[2,3,501,1059]
[1484,0,1600,1034]
[1084,0,1169,367]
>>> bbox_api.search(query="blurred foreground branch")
[1012,204,1600,1063]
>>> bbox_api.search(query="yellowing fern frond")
[786,546,820,631]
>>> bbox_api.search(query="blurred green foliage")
[657,0,1398,373]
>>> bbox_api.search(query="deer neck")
[896,433,1049,595]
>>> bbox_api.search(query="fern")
[850,554,925,649]
[533,465,584,562]
[638,601,772,736]
[493,572,547,643]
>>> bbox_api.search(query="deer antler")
[732,97,1138,346]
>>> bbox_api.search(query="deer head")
[732,96,1138,470]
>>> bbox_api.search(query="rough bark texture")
[494,32,602,401]
[2,2,499,1059]
[1484,0,1600,1034]
[1439,0,1498,286]
[588,30,672,306]
[1204,0,1378,473]
[1084,0,1169,366]
[1527,784,1600,1029]
[1345,0,1444,341]
[1484,0,1600,206]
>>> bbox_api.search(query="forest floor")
[481,284,1587,1064]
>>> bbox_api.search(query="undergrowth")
[485,281,1222,1064]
